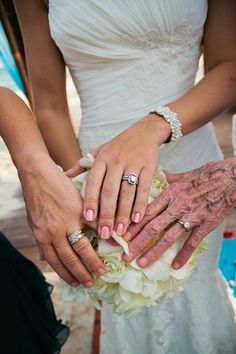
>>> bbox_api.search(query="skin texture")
[68,0,236,241]
[0,88,106,287]
[14,0,236,281]
[14,0,82,170]
[123,158,236,269]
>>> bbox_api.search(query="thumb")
[66,160,85,178]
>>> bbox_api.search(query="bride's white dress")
[48,1,236,352]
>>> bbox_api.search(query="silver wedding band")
[122,172,139,185]
[178,220,192,232]
[68,230,86,245]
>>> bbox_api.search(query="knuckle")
[50,259,64,270]
[130,237,146,254]
[101,185,117,197]
[47,221,59,236]
[33,230,48,246]
[62,254,78,267]
[117,211,130,220]
[73,239,92,256]
[147,220,160,234]
[86,175,100,188]
[163,232,177,244]
[135,199,148,211]
[100,211,114,222]
[138,183,151,194]
[121,185,134,195]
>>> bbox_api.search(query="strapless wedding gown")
[49,1,236,353]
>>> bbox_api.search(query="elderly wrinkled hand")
[123,158,236,269]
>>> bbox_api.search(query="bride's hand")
[67,115,170,239]
[19,155,106,287]
[123,158,236,269]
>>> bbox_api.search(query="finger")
[70,231,106,276]
[66,160,85,178]
[53,236,95,287]
[35,239,45,260]
[131,167,154,224]
[172,227,205,269]
[114,169,140,236]
[123,208,177,262]
[43,244,79,287]
[136,222,184,267]
[164,165,204,184]
[83,159,107,222]
[98,166,123,238]
[123,187,170,242]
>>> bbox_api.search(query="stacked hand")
[67,114,170,239]
[20,156,106,288]
[123,158,236,269]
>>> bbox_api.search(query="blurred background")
[0,2,235,353]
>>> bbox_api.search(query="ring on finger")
[177,220,192,232]
[122,172,139,185]
[68,230,86,245]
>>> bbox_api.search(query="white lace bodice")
[48,2,236,353]
[48,0,214,168]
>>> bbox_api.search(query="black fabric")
[0,232,69,354]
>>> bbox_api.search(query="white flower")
[60,155,208,316]
[100,256,126,283]
[119,268,143,293]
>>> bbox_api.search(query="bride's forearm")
[36,108,82,170]
[167,61,236,135]
[0,88,51,171]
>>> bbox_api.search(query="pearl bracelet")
[150,106,183,143]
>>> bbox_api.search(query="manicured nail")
[123,252,133,262]
[138,257,148,267]
[133,212,141,223]
[101,226,110,239]
[84,281,93,288]
[172,262,180,270]
[72,282,80,288]
[85,209,94,221]
[115,223,124,235]
[96,267,106,276]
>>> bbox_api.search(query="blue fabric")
[0,21,25,93]
[219,239,236,297]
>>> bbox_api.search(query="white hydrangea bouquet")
[62,154,207,316]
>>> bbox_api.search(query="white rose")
[100,256,126,283]
[119,268,143,293]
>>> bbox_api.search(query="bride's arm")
[164,0,236,135]
[14,0,82,170]
[0,87,105,286]
[67,0,236,240]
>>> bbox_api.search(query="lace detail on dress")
[119,19,203,98]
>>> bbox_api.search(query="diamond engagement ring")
[68,230,85,245]
[178,220,192,232]
[122,173,139,185]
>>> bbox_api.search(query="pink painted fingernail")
[84,281,93,288]
[101,226,110,239]
[172,262,180,270]
[133,212,141,223]
[138,257,148,267]
[115,223,124,235]
[123,252,133,262]
[85,209,94,221]
[96,267,106,276]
